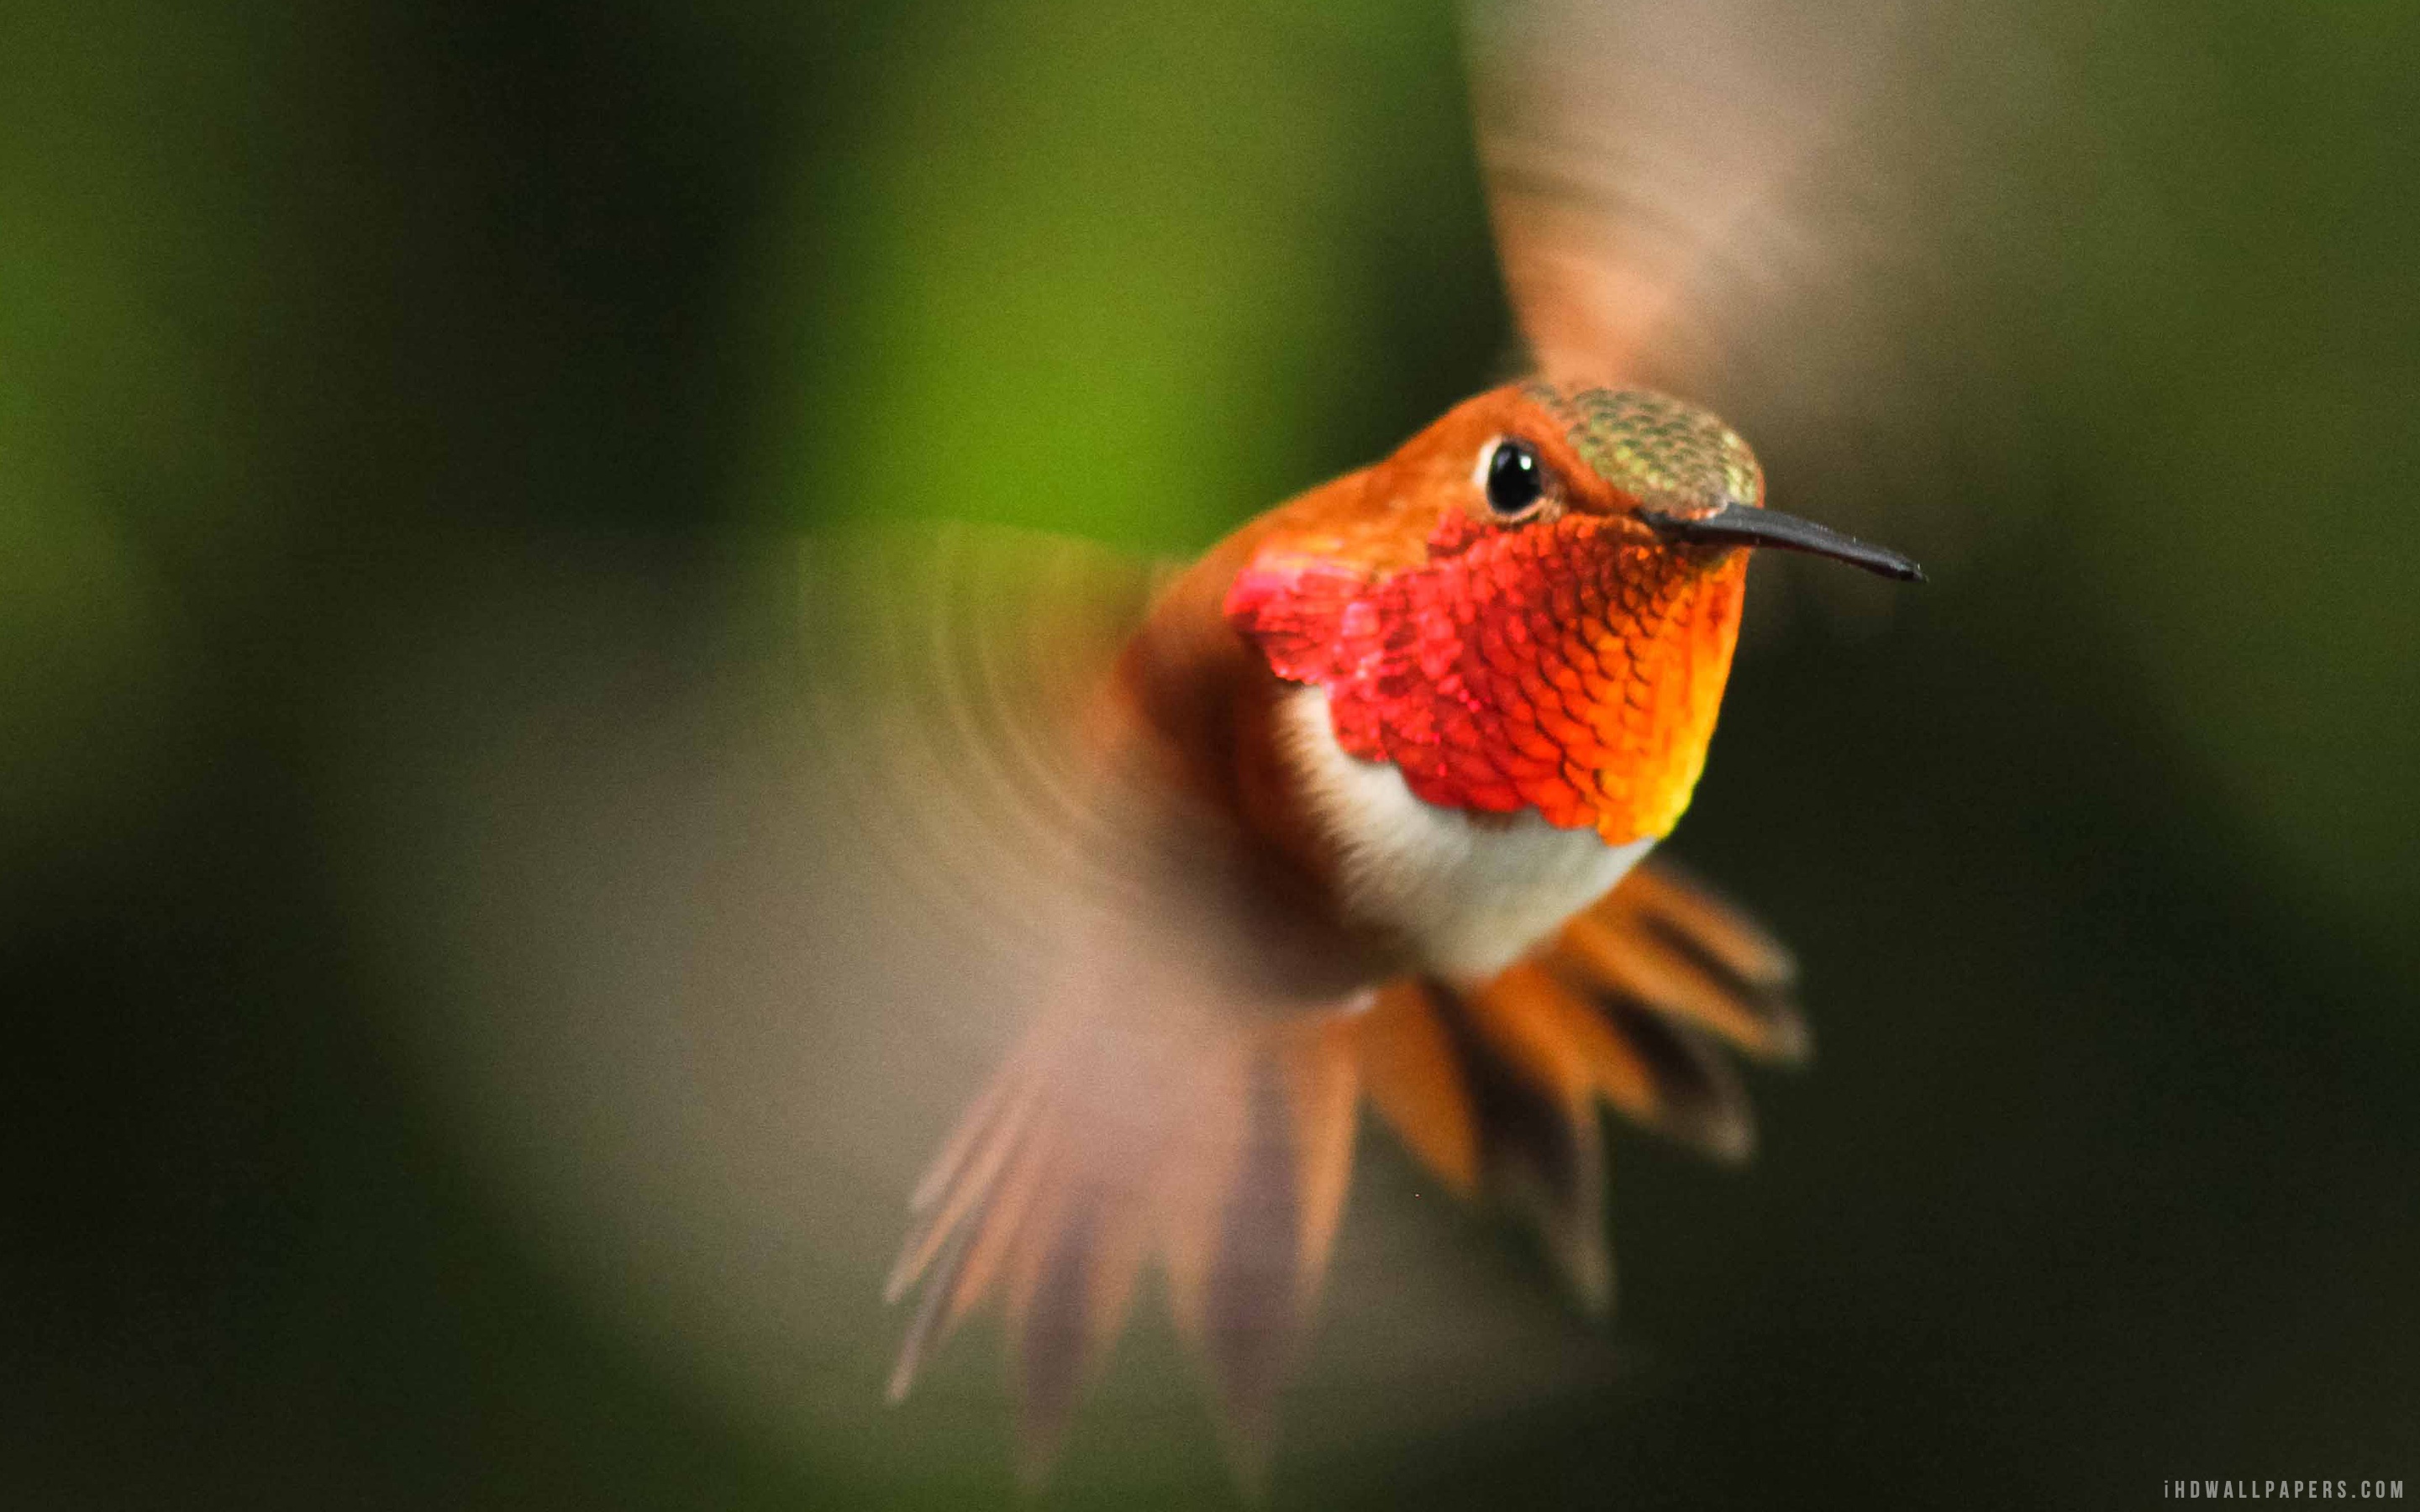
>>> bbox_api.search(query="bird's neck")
[1103,465,1748,979]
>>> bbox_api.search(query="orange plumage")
[879,380,1912,1478]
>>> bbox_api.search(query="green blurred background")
[4,1,2415,1506]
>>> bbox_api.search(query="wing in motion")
[1472,0,2020,559]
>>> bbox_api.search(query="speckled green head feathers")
[1525,383,1765,522]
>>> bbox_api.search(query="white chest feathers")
[1277,685,1652,981]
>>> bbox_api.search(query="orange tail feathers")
[886,857,1802,1473]
[1355,858,1805,1310]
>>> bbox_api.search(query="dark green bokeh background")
[4,2,2415,1506]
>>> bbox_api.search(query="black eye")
[1485,439,1545,517]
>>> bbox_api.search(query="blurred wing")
[797,522,1171,963]
[887,989,1360,1485]
[1471,0,2028,557]
[813,525,1365,1479]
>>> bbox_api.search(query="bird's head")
[1225,381,1920,844]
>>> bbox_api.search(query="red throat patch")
[1226,513,1747,845]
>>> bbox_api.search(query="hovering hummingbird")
[875,381,1920,1472]
[865,0,1960,1482]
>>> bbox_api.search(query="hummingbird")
[875,380,1920,1473]
[865,0,1960,1482]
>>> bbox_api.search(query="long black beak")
[1642,504,1925,582]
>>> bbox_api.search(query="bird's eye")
[1484,439,1546,517]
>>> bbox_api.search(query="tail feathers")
[1357,858,1806,1304]
[887,1013,1360,1481]
[1351,980,1481,1198]
[1570,857,1808,1063]
[886,858,1802,1471]
[1420,974,1615,1310]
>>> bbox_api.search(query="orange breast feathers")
[1224,501,1747,846]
